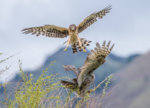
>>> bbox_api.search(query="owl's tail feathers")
[72,38,91,53]
[72,44,78,53]
[76,38,92,52]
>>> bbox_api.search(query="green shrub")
[0,60,112,108]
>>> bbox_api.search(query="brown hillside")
[103,51,150,108]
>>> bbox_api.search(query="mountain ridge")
[0,47,140,102]
[11,47,140,84]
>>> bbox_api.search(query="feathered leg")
[64,38,70,51]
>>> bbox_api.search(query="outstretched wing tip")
[105,5,112,10]
[107,5,112,8]
[110,43,115,51]
[101,5,112,14]
[21,28,31,34]
[96,42,100,48]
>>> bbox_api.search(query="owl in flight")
[22,6,111,53]
[61,41,114,97]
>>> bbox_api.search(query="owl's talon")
[83,49,86,52]
[64,48,68,51]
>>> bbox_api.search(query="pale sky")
[0,0,150,82]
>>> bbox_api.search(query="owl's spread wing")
[77,6,111,33]
[22,25,69,38]
[77,41,114,87]
[63,65,80,76]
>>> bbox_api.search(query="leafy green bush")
[0,60,112,108]
[1,61,63,108]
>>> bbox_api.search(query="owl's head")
[69,24,77,32]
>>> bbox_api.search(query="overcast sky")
[0,0,150,82]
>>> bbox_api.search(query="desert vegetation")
[0,62,112,108]
[0,50,113,108]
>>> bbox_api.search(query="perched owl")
[22,6,112,53]
[61,41,114,97]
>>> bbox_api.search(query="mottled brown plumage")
[61,41,114,97]
[22,25,69,38]
[78,41,114,87]
[22,6,111,53]
[77,5,112,33]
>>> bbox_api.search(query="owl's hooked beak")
[71,26,76,31]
